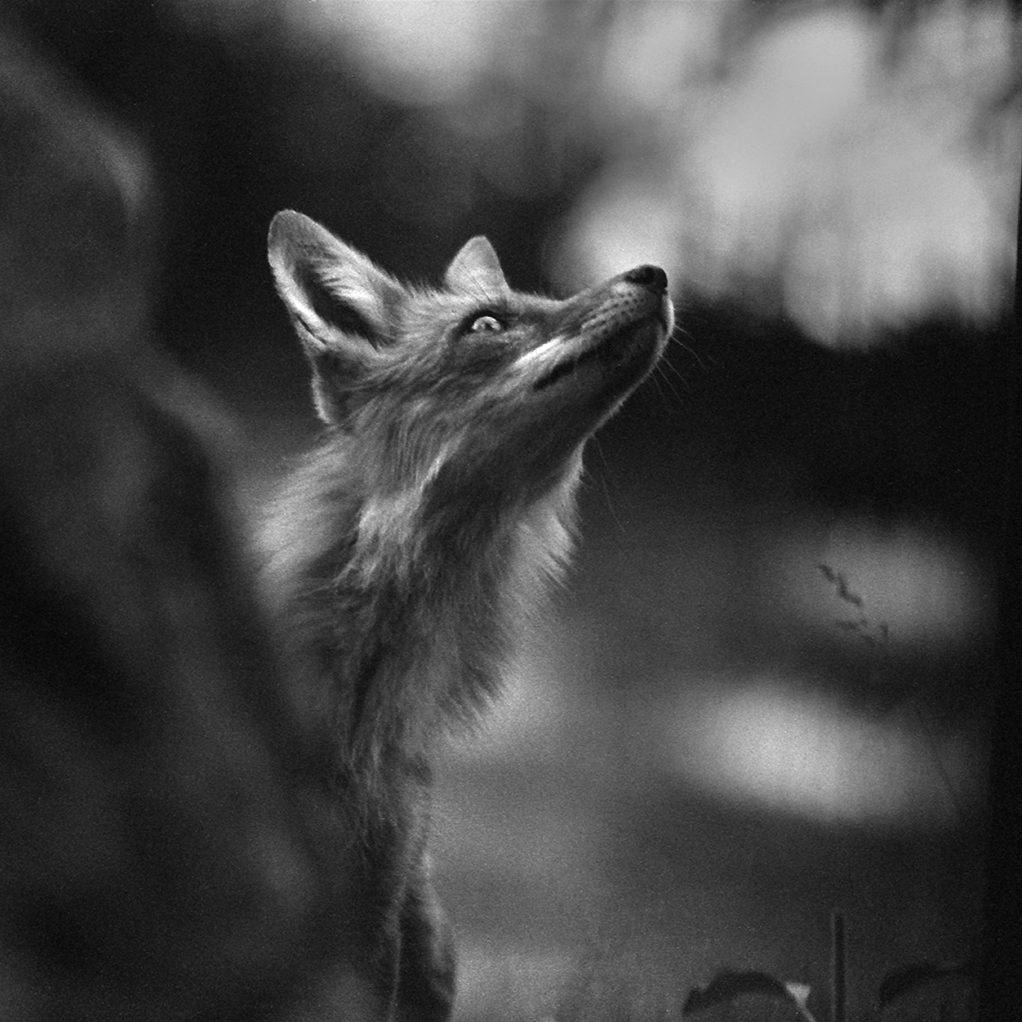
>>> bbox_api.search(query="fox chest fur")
[260,434,580,798]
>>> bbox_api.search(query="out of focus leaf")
[683,969,816,1021]
[878,960,973,1017]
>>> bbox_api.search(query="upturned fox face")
[267,211,672,511]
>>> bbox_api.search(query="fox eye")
[467,314,505,334]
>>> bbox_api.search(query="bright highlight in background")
[251,0,1019,345]
[667,678,981,829]
[556,3,1019,344]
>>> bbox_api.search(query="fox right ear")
[444,236,507,296]
[268,211,404,422]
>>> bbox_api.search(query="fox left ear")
[268,210,409,424]
[444,236,507,295]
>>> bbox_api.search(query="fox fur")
[262,210,673,1019]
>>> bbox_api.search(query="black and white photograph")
[1,2,1019,1019]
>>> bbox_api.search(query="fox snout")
[614,261,673,333]
[574,261,672,333]
[623,263,668,293]
[526,260,673,401]
[624,264,672,329]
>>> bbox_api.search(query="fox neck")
[260,438,581,799]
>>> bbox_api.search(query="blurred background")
[2,1,1018,1018]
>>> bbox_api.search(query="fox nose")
[624,264,668,294]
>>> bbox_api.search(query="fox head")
[267,211,672,522]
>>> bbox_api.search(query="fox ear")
[268,210,403,423]
[444,236,507,295]
[268,210,402,349]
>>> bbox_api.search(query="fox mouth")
[533,314,666,393]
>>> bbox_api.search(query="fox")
[262,209,673,1020]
